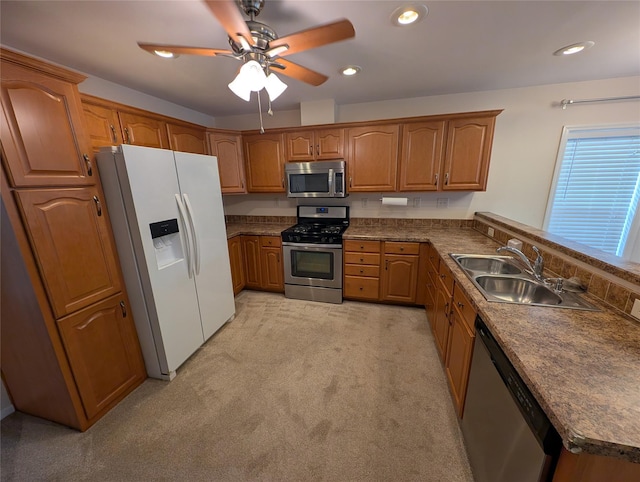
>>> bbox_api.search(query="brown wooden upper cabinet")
[15,187,123,318]
[166,123,207,155]
[399,112,500,192]
[82,96,168,151]
[118,111,169,149]
[346,124,400,192]
[285,128,345,162]
[1,57,94,187]
[243,132,286,192]
[442,114,497,191]
[208,131,246,194]
[81,101,122,151]
[398,121,446,191]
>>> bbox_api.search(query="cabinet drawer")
[344,276,380,300]
[344,252,380,265]
[453,284,476,332]
[427,243,440,271]
[344,240,381,253]
[437,259,455,295]
[384,242,420,255]
[344,264,380,277]
[260,236,281,248]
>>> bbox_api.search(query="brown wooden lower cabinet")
[553,448,640,482]
[57,293,146,419]
[343,240,381,300]
[241,235,283,292]
[380,242,420,303]
[227,236,245,295]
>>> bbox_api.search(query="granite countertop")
[226,222,640,462]
[346,225,640,463]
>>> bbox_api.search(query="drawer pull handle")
[110,124,118,143]
[457,302,464,308]
[360,269,364,274]
[400,247,404,251]
[124,127,131,144]
[359,287,363,291]
[120,301,127,317]
[385,260,389,270]
[360,258,364,262]
[93,195,102,216]
[83,154,93,176]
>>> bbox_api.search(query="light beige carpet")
[1,291,473,481]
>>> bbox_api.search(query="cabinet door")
[16,187,122,318]
[261,246,284,292]
[347,125,399,192]
[0,60,94,187]
[167,123,207,154]
[433,281,451,362]
[445,307,475,417]
[286,131,315,161]
[442,116,496,191]
[316,128,345,160]
[118,112,169,149]
[57,294,146,420]
[209,132,246,193]
[228,236,245,295]
[399,121,446,191]
[380,254,419,303]
[243,133,285,192]
[242,235,262,288]
[82,101,121,151]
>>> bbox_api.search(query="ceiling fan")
[138,0,356,93]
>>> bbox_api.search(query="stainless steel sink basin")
[453,255,523,275]
[474,276,562,305]
[449,253,599,311]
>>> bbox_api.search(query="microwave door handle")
[328,169,334,196]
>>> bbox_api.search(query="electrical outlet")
[631,299,640,320]
[361,198,368,208]
[436,198,449,209]
[488,227,495,237]
[413,197,421,208]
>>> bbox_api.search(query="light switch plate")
[488,227,495,237]
[631,299,640,320]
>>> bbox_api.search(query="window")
[544,125,640,261]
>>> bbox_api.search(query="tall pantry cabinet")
[0,48,146,430]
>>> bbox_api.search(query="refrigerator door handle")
[175,193,194,279]
[182,193,201,276]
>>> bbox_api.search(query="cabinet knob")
[359,269,364,274]
[360,257,364,262]
[400,247,404,251]
[359,286,363,291]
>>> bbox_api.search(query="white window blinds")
[545,126,640,257]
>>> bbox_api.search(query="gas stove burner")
[281,205,350,246]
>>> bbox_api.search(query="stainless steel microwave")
[285,160,347,198]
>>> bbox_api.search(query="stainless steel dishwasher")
[461,316,561,482]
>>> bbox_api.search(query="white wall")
[79,76,217,127]
[220,76,640,228]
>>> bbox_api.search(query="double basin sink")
[449,254,598,311]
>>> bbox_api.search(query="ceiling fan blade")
[275,59,328,86]
[138,42,232,57]
[270,19,355,57]
[204,0,253,45]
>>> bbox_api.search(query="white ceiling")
[2,1,639,118]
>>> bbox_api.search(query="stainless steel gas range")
[281,206,349,304]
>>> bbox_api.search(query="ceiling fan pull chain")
[267,98,274,116]
[257,90,265,134]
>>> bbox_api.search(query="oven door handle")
[282,242,342,249]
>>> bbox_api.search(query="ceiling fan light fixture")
[391,4,428,26]
[153,49,178,59]
[340,65,361,76]
[228,60,268,101]
[553,41,595,56]
[264,72,287,101]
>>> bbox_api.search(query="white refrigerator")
[97,144,235,380]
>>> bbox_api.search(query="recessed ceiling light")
[340,65,361,76]
[553,41,595,56]
[154,50,178,59]
[391,4,428,26]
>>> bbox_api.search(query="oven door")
[282,243,343,289]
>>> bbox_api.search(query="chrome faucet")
[496,245,545,281]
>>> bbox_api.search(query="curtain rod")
[559,95,640,109]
